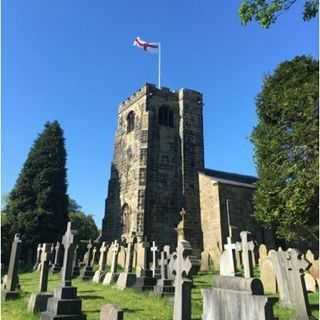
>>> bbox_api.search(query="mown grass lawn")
[2,271,319,320]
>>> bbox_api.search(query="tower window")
[159,106,174,127]
[127,111,135,133]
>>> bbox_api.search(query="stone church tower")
[102,83,204,252]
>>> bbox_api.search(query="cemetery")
[2,1,318,320]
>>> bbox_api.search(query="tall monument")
[102,83,204,252]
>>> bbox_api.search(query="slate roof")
[200,168,258,185]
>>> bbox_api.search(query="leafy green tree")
[4,121,69,260]
[251,56,319,245]
[239,0,318,28]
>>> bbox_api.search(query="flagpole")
[158,42,161,89]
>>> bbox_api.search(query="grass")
[1,271,319,320]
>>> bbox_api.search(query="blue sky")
[2,1,318,227]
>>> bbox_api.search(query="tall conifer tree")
[5,121,69,251]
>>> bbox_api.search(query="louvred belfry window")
[127,111,135,133]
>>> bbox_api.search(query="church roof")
[200,168,258,186]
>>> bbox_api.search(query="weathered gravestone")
[116,235,137,289]
[33,244,42,271]
[93,242,109,283]
[133,237,157,291]
[28,243,53,313]
[303,272,317,293]
[91,246,97,267]
[260,257,277,294]
[100,304,123,320]
[72,245,80,278]
[268,248,310,320]
[103,240,120,285]
[237,231,254,278]
[258,244,268,264]
[305,250,319,284]
[49,243,55,267]
[154,245,175,297]
[51,241,63,273]
[202,276,275,320]
[80,240,95,280]
[41,222,86,320]
[171,240,200,320]
[219,237,236,276]
[2,234,22,301]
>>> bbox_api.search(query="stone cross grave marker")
[103,240,120,285]
[33,244,42,271]
[49,243,55,266]
[91,246,97,267]
[28,243,53,313]
[220,237,236,276]
[2,234,22,300]
[171,240,200,320]
[80,239,95,280]
[41,222,86,320]
[51,241,62,273]
[151,241,158,277]
[93,241,108,283]
[239,231,254,278]
[268,248,310,319]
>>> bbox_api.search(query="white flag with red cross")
[133,36,159,53]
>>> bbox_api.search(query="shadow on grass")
[80,295,104,300]
[122,308,143,313]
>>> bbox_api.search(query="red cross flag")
[133,36,159,53]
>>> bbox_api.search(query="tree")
[239,0,318,28]
[4,121,69,259]
[251,56,318,245]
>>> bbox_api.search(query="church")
[101,83,272,268]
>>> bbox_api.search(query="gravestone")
[219,237,236,276]
[136,237,150,276]
[33,244,42,271]
[268,248,310,319]
[103,240,120,285]
[49,243,55,267]
[238,231,254,278]
[80,240,95,280]
[93,242,108,283]
[171,240,200,320]
[91,246,97,267]
[305,250,319,283]
[2,234,22,300]
[72,245,80,278]
[304,273,317,293]
[116,234,137,289]
[28,243,53,313]
[154,245,175,297]
[260,257,277,294]
[234,242,242,270]
[258,244,268,264]
[133,237,157,291]
[150,241,159,278]
[41,222,86,320]
[100,304,123,320]
[51,242,62,273]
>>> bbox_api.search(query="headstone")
[116,234,137,289]
[33,244,42,271]
[136,237,150,276]
[103,240,120,285]
[304,273,317,293]
[238,231,254,278]
[41,222,86,320]
[91,246,97,267]
[49,243,55,267]
[51,242,62,273]
[28,243,53,313]
[93,242,108,283]
[309,259,319,283]
[80,240,95,280]
[154,245,175,297]
[171,240,200,320]
[202,285,275,320]
[268,248,310,319]
[258,244,268,264]
[150,241,158,278]
[2,234,22,300]
[100,304,123,320]
[72,245,80,278]
[260,258,277,294]
[219,237,236,276]
[234,242,242,270]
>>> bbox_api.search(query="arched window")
[127,111,135,133]
[158,105,174,127]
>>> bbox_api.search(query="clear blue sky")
[2,1,318,227]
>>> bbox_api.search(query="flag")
[133,36,159,52]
